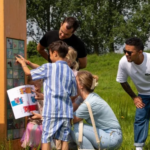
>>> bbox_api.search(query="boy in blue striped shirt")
[16,41,77,150]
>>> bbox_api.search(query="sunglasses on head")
[123,49,133,56]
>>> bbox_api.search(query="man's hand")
[120,82,145,109]
[133,96,145,108]
[31,112,42,120]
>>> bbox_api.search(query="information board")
[6,38,25,140]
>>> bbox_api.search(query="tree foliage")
[27,41,39,58]
[27,0,67,43]
[27,0,150,54]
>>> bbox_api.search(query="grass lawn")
[29,52,150,150]
[85,52,150,150]
[3,52,150,150]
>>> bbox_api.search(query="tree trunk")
[94,43,99,55]
[109,42,114,52]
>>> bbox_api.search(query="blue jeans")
[134,94,150,147]
[70,123,122,149]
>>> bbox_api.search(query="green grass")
[29,52,150,149]
[0,139,41,150]
[85,52,150,149]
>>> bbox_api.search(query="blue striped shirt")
[30,61,77,118]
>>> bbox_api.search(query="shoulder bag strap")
[78,120,83,143]
[85,101,101,150]
[78,101,101,150]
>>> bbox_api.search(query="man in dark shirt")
[37,17,87,69]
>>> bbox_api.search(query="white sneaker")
[136,147,143,150]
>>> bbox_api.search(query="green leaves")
[27,41,39,58]
[27,0,150,54]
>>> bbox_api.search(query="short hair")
[62,17,79,32]
[77,71,99,93]
[125,37,144,51]
[48,41,69,58]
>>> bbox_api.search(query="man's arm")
[78,57,87,69]
[37,43,48,61]
[121,82,137,98]
[121,82,145,108]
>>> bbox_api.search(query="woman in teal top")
[71,70,122,149]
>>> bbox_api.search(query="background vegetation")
[27,0,150,54]
[2,52,150,149]
[24,1,150,149]
[28,52,150,150]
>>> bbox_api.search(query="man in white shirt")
[116,37,150,150]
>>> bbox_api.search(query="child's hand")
[15,55,26,65]
[28,116,33,122]
[33,90,44,100]
[31,112,42,120]
[17,55,30,65]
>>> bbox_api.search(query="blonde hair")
[77,70,98,93]
[65,47,79,70]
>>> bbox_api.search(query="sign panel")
[6,38,25,140]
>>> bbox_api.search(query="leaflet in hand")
[7,85,39,119]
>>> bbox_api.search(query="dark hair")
[125,37,144,51]
[48,41,69,58]
[62,17,79,32]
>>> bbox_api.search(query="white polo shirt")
[116,52,150,95]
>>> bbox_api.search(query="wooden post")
[0,0,26,149]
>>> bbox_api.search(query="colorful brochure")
[7,85,39,119]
